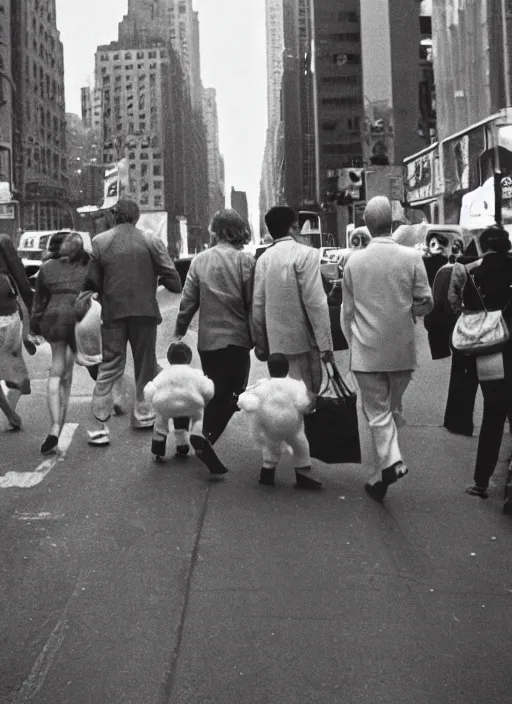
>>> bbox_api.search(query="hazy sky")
[55,0,267,232]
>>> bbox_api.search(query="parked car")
[17,229,92,287]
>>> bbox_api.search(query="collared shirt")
[175,241,255,351]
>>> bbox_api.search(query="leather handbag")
[304,360,361,464]
[452,273,511,356]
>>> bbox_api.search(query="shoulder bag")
[452,270,511,356]
[304,360,361,464]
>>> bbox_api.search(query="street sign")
[0,203,15,219]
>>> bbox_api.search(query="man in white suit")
[342,196,433,502]
[252,206,333,489]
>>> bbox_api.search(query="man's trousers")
[92,316,158,423]
[354,371,412,472]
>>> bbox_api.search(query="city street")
[1,290,512,704]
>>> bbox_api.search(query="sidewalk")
[165,328,512,704]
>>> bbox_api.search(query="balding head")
[364,196,393,237]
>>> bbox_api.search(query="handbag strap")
[466,268,512,315]
[319,360,354,399]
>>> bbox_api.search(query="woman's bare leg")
[48,342,67,437]
[58,347,75,429]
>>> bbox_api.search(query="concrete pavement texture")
[1,294,511,704]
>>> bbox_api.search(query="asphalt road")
[1,292,512,704]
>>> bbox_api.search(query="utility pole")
[501,0,512,108]
[309,0,321,207]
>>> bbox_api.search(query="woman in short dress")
[31,232,91,454]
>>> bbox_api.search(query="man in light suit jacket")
[252,206,333,393]
[342,196,433,502]
[252,206,333,489]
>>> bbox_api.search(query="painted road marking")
[0,423,78,489]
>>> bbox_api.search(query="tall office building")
[81,86,102,131]
[432,0,512,142]
[202,87,225,221]
[260,0,285,217]
[231,187,249,223]
[93,0,209,248]
[0,0,69,232]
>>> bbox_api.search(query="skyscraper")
[1,0,69,232]
[92,0,209,250]
[432,0,512,142]
[260,0,285,220]
[203,87,225,221]
[231,187,249,223]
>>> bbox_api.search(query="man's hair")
[265,206,297,239]
[267,353,289,378]
[479,224,511,255]
[167,342,193,365]
[363,196,393,237]
[110,199,140,225]
[210,209,250,247]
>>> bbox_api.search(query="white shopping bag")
[75,298,102,367]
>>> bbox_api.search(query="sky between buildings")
[55,0,267,235]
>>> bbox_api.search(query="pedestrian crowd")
[1,195,512,513]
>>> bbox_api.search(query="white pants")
[261,425,311,470]
[354,371,412,473]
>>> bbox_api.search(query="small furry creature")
[144,342,228,474]
[237,353,322,489]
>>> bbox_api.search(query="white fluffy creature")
[144,365,214,440]
[238,376,312,462]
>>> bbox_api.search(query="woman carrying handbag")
[448,225,512,512]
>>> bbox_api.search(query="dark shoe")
[364,481,387,502]
[294,469,323,490]
[365,462,408,503]
[41,434,59,455]
[151,438,166,458]
[382,461,408,487]
[153,455,166,464]
[259,467,276,486]
[190,434,228,475]
[176,444,190,456]
[7,413,22,431]
[465,484,488,499]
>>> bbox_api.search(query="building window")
[137,51,145,59]
[322,120,337,131]
[154,180,162,189]
[124,52,132,60]
[333,53,360,65]
[154,196,162,208]
[113,53,119,60]
[148,51,157,58]
[140,152,149,160]
[140,122,146,131]
[338,11,358,22]
[153,165,161,176]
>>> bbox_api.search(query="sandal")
[87,428,110,446]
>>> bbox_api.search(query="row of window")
[322,142,362,155]
[322,117,361,131]
[321,75,359,86]
[322,97,362,107]
[99,50,165,61]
